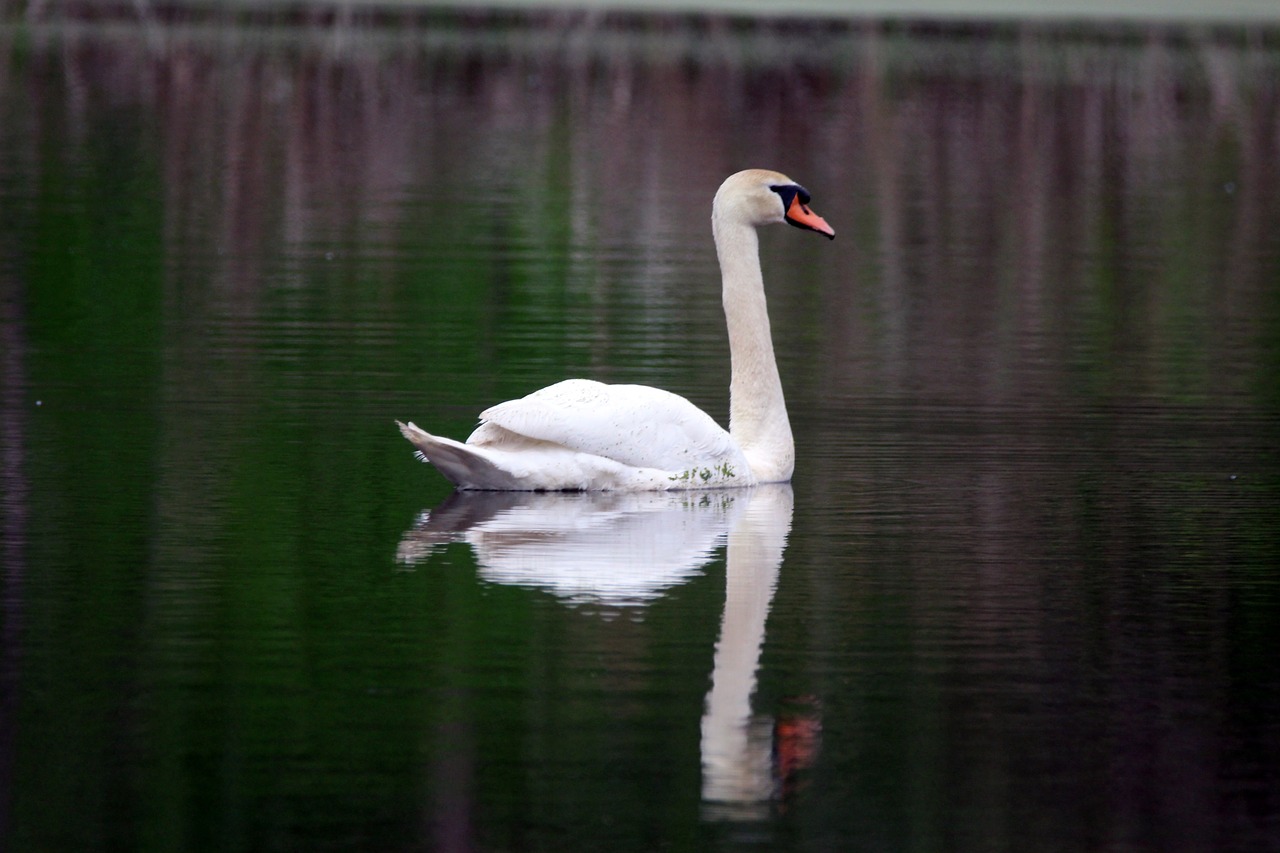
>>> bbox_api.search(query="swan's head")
[713,169,835,239]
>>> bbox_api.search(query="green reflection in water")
[2,9,1278,853]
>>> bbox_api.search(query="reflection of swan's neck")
[714,216,794,483]
[700,485,793,817]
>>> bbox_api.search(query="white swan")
[397,168,834,491]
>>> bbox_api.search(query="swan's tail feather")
[396,420,526,490]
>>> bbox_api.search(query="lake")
[1,6,1278,852]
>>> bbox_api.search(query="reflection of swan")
[397,169,834,491]
[396,483,819,816]
[397,489,749,607]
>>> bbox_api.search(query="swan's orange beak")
[785,195,835,239]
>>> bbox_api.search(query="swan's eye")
[769,184,812,208]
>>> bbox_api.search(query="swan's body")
[398,169,834,491]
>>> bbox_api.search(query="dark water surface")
[2,8,1279,852]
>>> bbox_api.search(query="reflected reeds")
[5,10,1275,406]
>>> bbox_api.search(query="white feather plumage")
[397,169,833,491]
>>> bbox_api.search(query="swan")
[397,168,834,491]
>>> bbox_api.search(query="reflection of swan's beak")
[774,696,822,803]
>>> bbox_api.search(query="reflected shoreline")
[12,0,1280,25]
[5,4,1275,416]
[11,8,1280,63]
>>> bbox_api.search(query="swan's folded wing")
[472,379,738,471]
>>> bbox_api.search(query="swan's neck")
[714,217,794,483]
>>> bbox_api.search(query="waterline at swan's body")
[399,379,752,491]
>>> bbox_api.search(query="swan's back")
[472,379,749,478]
[397,378,752,491]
